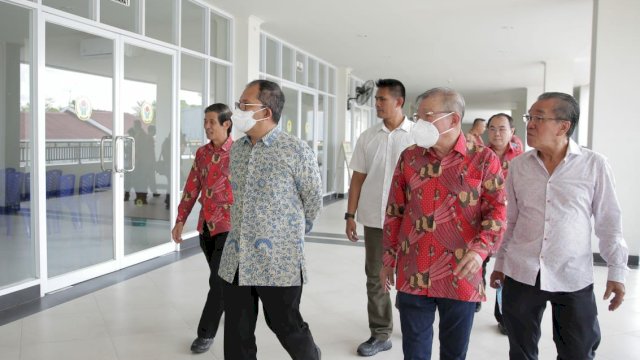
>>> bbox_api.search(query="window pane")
[210,62,230,106]
[182,0,205,53]
[210,12,230,60]
[146,0,176,44]
[43,0,92,19]
[101,0,139,33]
[328,67,336,94]
[319,63,327,92]
[282,45,294,82]
[308,58,317,89]
[180,55,205,234]
[326,96,337,192]
[281,87,299,137]
[265,37,279,76]
[0,1,35,288]
[295,52,306,86]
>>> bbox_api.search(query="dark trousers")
[196,226,227,339]
[364,226,393,340]
[223,271,320,360]
[502,275,601,360]
[397,292,476,360]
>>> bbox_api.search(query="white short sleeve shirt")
[349,117,415,228]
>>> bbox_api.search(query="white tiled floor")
[1,200,639,359]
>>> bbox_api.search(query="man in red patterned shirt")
[171,103,233,354]
[484,112,523,334]
[380,88,507,360]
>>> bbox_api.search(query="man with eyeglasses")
[483,112,523,334]
[380,87,507,360]
[345,79,414,357]
[218,80,323,360]
[490,92,628,360]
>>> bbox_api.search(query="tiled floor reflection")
[0,200,638,359]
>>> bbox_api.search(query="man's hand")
[453,250,483,280]
[603,280,625,311]
[489,271,505,289]
[171,222,184,244]
[346,218,359,242]
[380,266,395,294]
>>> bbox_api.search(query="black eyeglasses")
[522,114,566,123]
[234,101,265,111]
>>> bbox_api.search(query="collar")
[429,132,468,158]
[379,116,413,134]
[240,126,281,147]
[489,141,517,155]
[208,136,233,152]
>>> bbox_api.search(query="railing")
[20,140,113,166]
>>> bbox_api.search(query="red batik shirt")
[382,134,507,302]
[489,142,523,180]
[176,137,233,235]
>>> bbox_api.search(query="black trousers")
[196,226,227,339]
[502,275,601,360]
[223,270,320,360]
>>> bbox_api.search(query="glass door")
[120,38,175,261]
[43,21,117,288]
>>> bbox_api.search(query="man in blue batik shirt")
[218,79,323,360]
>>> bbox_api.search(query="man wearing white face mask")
[346,78,414,357]
[218,80,323,360]
[380,87,507,360]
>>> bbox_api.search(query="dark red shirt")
[176,137,233,235]
[489,142,523,180]
[383,134,507,302]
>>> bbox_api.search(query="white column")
[589,0,640,257]
[336,67,351,194]
[233,15,262,100]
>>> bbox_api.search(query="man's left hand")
[453,250,483,280]
[603,280,625,311]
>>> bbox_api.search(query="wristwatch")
[344,212,355,220]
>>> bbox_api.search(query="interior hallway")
[0,199,638,360]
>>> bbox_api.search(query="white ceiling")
[208,0,593,112]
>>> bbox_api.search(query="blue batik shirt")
[218,127,323,286]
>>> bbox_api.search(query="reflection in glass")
[180,55,205,234]
[295,52,306,86]
[1,2,35,288]
[123,44,172,255]
[210,12,230,60]
[44,23,115,277]
[101,0,139,33]
[266,37,279,76]
[317,95,326,190]
[281,87,299,137]
[182,0,205,53]
[43,0,92,19]
[146,0,176,44]
[302,92,315,149]
[210,62,230,106]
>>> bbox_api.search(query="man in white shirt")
[345,79,414,357]
[490,92,628,360]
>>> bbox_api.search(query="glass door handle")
[100,136,113,172]
[113,136,135,173]
[123,136,135,173]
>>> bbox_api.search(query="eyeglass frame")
[522,114,567,124]
[413,111,453,122]
[234,101,266,112]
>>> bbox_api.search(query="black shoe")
[190,337,213,353]
[498,322,508,335]
[475,302,482,312]
[357,337,392,357]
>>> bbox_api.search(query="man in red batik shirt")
[380,87,507,360]
[171,103,233,354]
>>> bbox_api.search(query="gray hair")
[537,92,579,138]
[415,87,465,119]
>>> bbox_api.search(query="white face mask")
[231,108,267,133]
[411,112,454,148]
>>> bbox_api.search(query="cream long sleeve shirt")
[494,139,629,292]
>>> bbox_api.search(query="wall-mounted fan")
[347,80,375,110]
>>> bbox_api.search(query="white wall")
[589,0,640,257]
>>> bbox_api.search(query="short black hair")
[205,103,232,136]
[537,92,579,138]
[376,79,406,107]
[487,113,514,128]
[247,79,285,123]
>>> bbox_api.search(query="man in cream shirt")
[345,78,414,357]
